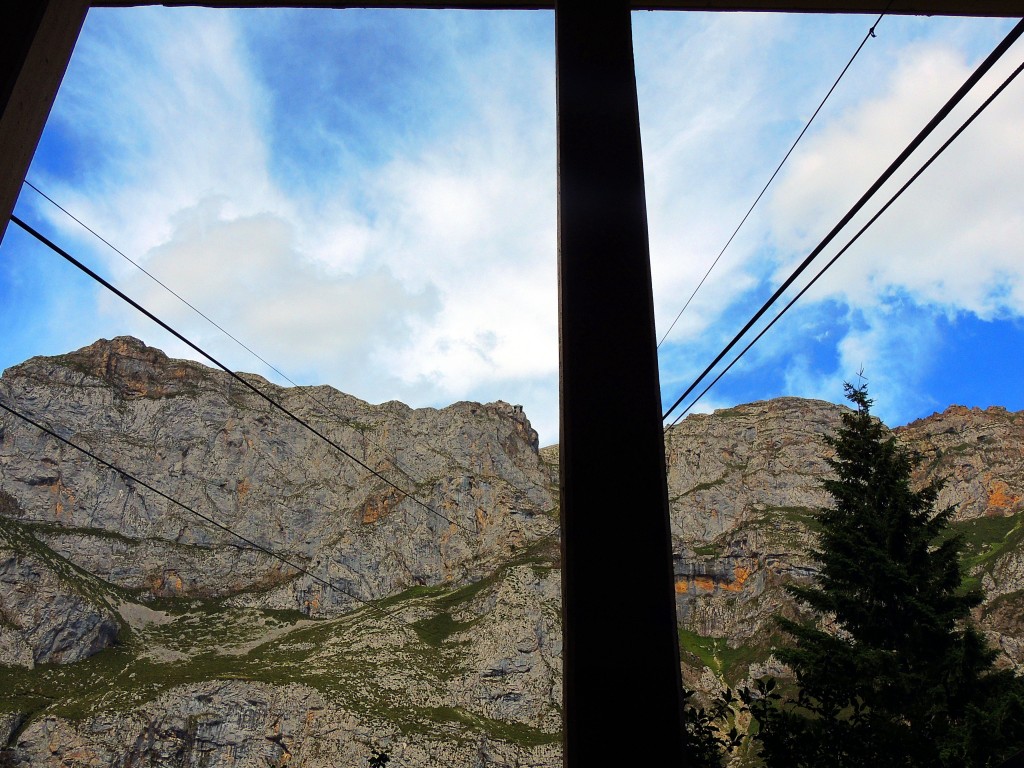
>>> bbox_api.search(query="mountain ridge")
[1,337,1022,766]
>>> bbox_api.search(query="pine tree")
[743,382,1024,767]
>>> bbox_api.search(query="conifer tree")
[743,382,1024,767]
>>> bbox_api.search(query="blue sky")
[2,8,1022,445]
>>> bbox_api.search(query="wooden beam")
[555,1,686,764]
[640,0,1022,12]
[87,0,1024,18]
[0,0,88,245]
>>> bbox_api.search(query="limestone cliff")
[0,337,556,615]
[0,338,562,767]
[667,398,1024,687]
[1,338,1022,766]
[0,497,119,668]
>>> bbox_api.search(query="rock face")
[0,546,118,668]
[0,338,562,767]
[0,337,556,615]
[1,337,1023,766]
[667,398,1024,686]
[666,398,836,647]
[0,493,120,667]
[8,680,558,768]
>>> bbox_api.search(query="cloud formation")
[7,9,1021,445]
[768,37,1024,318]
[22,8,560,440]
[644,15,1024,426]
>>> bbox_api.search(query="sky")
[2,8,1022,446]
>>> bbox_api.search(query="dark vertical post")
[0,0,88,245]
[555,1,685,765]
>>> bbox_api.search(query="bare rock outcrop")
[0,337,557,617]
[0,548,118,667]
[2,338,1024,765]
[0,494,119,667]
[5,680,558,768]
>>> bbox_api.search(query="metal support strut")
[555,1,686,763]
[0,0,88,244]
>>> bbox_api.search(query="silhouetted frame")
[1,2,1019,766]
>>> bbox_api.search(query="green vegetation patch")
[419,706,560,747]
[1,639,157,720]
[0,595,324,722]
[411,612,480,647]
[433,575,494,612]
[947,512,1024,574]
[23,522,137,544]
[678,628,778,687]
[1,607,393,723]
[734,504,819,551]
[679,628,721,671]
[766,506,819,527]
[401,565,523,647]
[511,534,561,568]
[374,583,450,609]
[0,533,563,750]
[682,476,728,497]
[711,407,746,419]
[691,544,722,557]
[50,354,101,379]
[139,601,307,652]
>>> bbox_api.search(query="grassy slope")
[0,529,562,751]
[4,495,1021,750]
[678,509,1024,687]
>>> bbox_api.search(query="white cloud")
[20,9,1020,445]
[635,12,901,346]
[104,201,439,395]
[749,31,1024,423]
[35,8,285,263]
[636,13,790,343]
[366,132,557,386]
[645,17,1023,425]
[768,37,1024,318]
[26,8,561,441]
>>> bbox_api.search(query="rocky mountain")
[1,337,1022,766]
[665,397,1024,695]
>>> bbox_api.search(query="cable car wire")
[667,55,1024,427]
[657,9,889,349]
[661,17,1024,424]
[9,214,479,535]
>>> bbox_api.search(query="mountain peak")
[5,336,218,400]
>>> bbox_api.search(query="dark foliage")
[741,382,1024,767]
[681,686,742,767]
